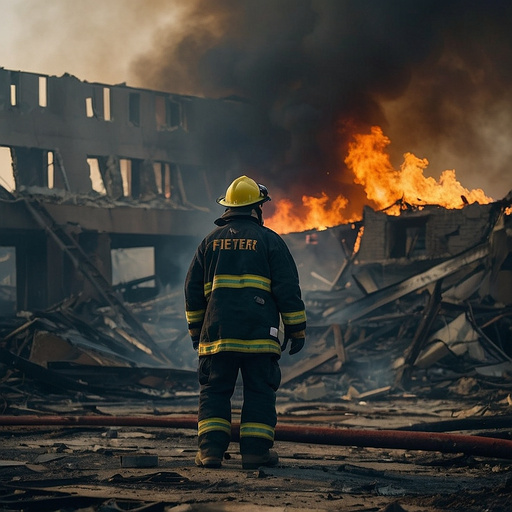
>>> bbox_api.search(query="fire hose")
[1,414,512,460]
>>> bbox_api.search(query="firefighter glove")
[289,337,305,355]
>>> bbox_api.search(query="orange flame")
[265,193,356,234]
[346,126,493,214]
[265,126,494,234]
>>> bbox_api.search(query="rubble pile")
[1,200,511,420]
[0,291,198,414]
[281,199,512,405]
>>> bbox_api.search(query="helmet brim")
[216,195,271,207]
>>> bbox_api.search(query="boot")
[195,450,223,469]
[242,449,279,470]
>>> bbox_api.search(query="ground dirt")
[1,402,512,512]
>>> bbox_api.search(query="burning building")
[0,67,260,315]
[0,61,511,370]
[2,2,512,509]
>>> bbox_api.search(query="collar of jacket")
[214,208,262,226]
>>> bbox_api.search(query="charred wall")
[0,69,257,313]
[0,68,255,206]
[357,203,497,263]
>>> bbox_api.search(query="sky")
[1,0,511,204]
[0,0,183,86]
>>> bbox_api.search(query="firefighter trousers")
[197,351,281,456]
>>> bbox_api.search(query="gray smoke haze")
[5,0,182,85]
[130,0,512,206]
[4,0,512,206]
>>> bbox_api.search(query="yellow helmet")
[217,175,271,207]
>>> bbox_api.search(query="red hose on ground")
[1,414,511,460]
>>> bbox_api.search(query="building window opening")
[153,162,163,194]
[155,96,181,130]
[120,158,132,197]
[39,76,47,107]
[153,162,171,199]
[0,247,16,316]
[167,99,181,128]
[129,93,140,126]
[85,97,94,118]
[103,87,111,121]
[0,146,15,191]
[164,163,171,198]
[47,151,54,189]
[111,247,156,302]
[10,85,17,107]
[389,218,427,259]
[87,157,106,194]
[10,72,19,107]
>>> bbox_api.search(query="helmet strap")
[254,204,264,226]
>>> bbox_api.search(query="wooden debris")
[394,279,444,389]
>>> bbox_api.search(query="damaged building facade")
[1,66,512,382]
[0,68,256,315]
[2,68,512,511]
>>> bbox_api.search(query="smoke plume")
[128,0,512,206]
[6,0,512,205]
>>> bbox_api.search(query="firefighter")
[185,175,306,469]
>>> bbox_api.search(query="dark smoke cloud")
[383,1,512,199]
[131,0,512,205]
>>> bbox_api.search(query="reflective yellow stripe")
[240,422,275,441]
[198,338,281,356]
[198,417,231,437]
[281,310,307,325]
[186,309,205,323]
[204,274,271,297]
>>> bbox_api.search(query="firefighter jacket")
[185,209,306,357]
